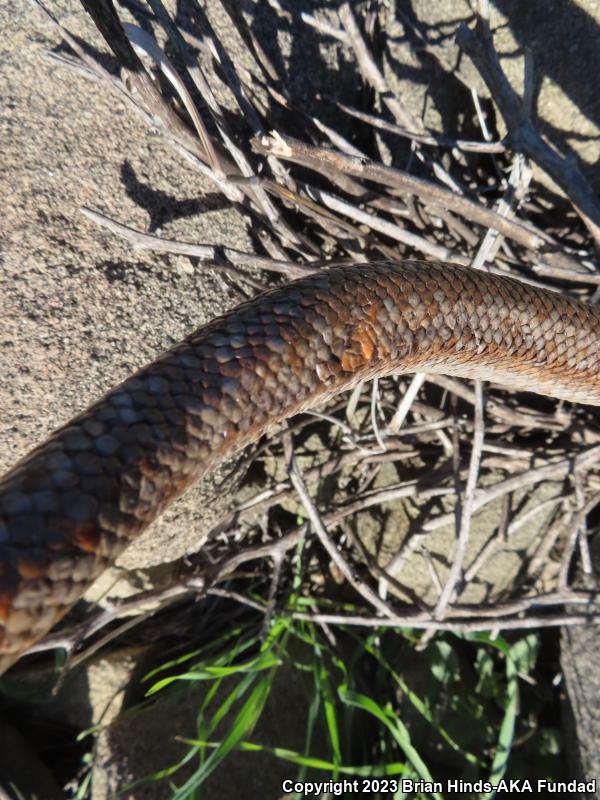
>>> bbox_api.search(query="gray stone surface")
[561,623,600,796]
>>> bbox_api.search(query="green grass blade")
[361,635,480,766]
[339,687,442,800]
[179,739,410,776]
[171,673,275,799]
[143,625,252,680]
[313,650,342,775]
[484,647,518,797]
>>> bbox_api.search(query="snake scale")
[1,259,600,674]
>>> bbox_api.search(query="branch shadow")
[120,160,228,231]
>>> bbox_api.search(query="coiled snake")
[1,260,599,674]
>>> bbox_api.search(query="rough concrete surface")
[1,0,600,797]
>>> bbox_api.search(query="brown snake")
[1,259,600,675]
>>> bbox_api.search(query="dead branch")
[252,133,550,251]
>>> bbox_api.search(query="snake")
[1,259,600,675]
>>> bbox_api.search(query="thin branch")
[435,380,486,617]
[423,445,600,533]
[336,101,506,153]
[81,207,312,279]
[388,373,427,432]
[283,431,397,619]
[289,611,600,632]
[253,133,550,251]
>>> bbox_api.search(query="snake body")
[1,260,600,674]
